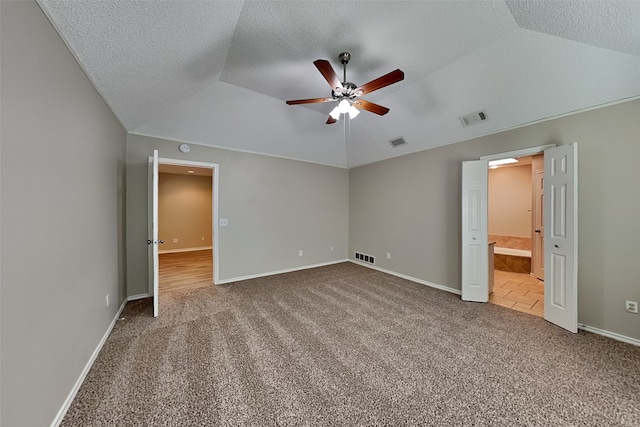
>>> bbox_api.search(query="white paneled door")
[461,160,489,302]
[544,144,578,332]
[148,150,160,317]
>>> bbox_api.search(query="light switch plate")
[220,219,228,226]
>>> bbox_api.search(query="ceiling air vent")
[389,137,407,147]
[459,110,488,127]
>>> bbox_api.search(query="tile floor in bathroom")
[489,270,544,317]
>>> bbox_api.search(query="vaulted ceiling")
[39,1,640,168]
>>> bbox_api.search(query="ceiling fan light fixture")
[337,99,351,114]
[329,106,341,120]
[348,105,360,119]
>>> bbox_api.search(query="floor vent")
[459,110,488,127]
[354,251,375,264]
[389,137,407,147]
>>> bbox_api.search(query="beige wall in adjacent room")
[349,98,640,341]
[1,2,127,426]
[488,165,532,237]
[159,173,213,252]
[126,134,349,295]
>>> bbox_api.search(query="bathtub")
[494,247,531,258]
[493,247,531,273]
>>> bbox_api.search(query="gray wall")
[126,134,349,295]
[0,2,127,426]
[350,98,640,341]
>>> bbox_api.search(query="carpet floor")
[62,263,640,426]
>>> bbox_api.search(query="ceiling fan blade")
[354,69,404,96]
[314,59,344,91]
[352,99,390,116]
[286,97,334,105]
[326,115,337,124]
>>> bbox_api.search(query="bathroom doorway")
[487,154,544,317]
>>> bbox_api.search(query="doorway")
[149,154,220,317]
[158,164,214,293]
[461,143,578,332]
[486,154,544,317]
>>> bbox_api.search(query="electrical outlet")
[172,238,178,243]
[105,294,110,307]
[330,246,334,252]
[387,252,391,259]
[220,219,228,226]
[299,250,303,257]
[625,300,639,314]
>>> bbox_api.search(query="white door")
[462,160,489,302]
[544,144,578,332]
[149,150,160,317]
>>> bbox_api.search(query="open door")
[544,144,578,332]
[148,150,160,317]
[461,160,489,302]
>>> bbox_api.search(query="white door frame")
[149,156,220,301]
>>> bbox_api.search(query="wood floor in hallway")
[159,249,213,293]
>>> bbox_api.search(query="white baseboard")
[216,259,349,285]
[578,324,640,347]
[51,299,128,427]
[348,260,462,295]
[126,293,150,301]
[158,246,212,254]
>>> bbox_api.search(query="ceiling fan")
[286,52,404,124]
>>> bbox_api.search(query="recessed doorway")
[486,154,544,317]
[158,163,214,293]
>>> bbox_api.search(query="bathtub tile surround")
[490,234,532,274]
[489,270,543,317]
[494,253,531,274]
[489,235,531,251]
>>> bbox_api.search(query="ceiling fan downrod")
[339,51,351,83]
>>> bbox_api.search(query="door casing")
[148,155,220,315]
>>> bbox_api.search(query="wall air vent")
[459,110,488,127]
[389,137,407,147]
[354,251,375,265]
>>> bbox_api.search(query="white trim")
[349,260,462,295]
[127,293,150,301]
[158,246,212,254]
[132,132,348,169]
[578,324,640,347]
[216,259,349,285]
[50,300,128,427]
[480,144,556,161]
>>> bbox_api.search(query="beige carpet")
[62,263,640,426]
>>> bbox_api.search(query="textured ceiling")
[38,0,640,168]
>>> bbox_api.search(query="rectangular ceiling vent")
[389,137,407,147]
[459,110,488,127]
